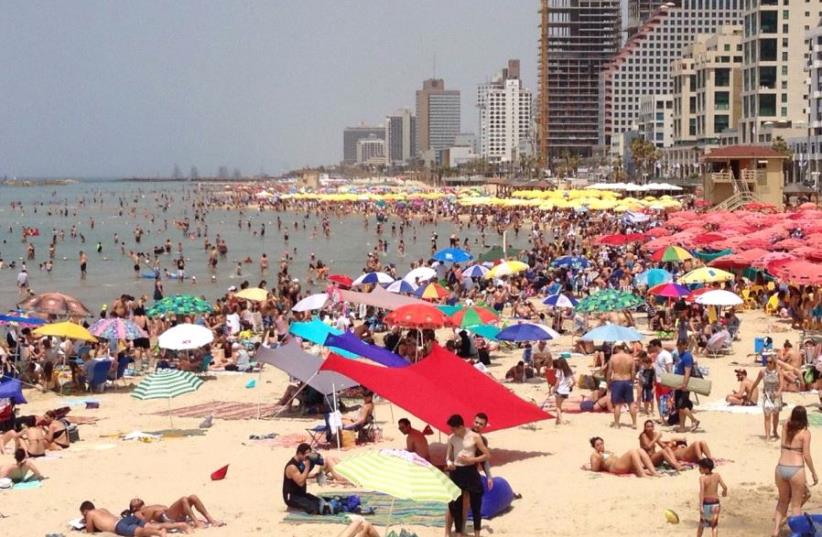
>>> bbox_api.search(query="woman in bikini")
[773,405,818,537]
[584,436,659,478]
[638,420,683,471]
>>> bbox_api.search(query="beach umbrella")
[576,289,645,313]
[292,293,329,312]
[158,323,214,351]
[17,292,90,317]
[146,294,213,317]
[551,256,591,269]
[327,274,353,288]
[581,324,644,342]
[769,260,822,285]
[644,227,671,238]
[467,324,501,341]
[634,268,673,287]
[648,282,691,298]
[450,306,498,328]
[433,247,473,263]
[462,264,490,278]
[403,266,437,284]
[542,294,578,309]
[436,304,463,316]
[334,449,460,532]
[33,321,97,342]
[131,369,204,427]
[496,322,559,342]
[89,318,147,341]
[385,304,451,329]
[651,245,693,263]
[235,287,268,302]
[484,260,529,279]
[0,314,45,327]
[678,267,734,284]
[352,271,395,286]
[416,282,449,300]
[386,279,418,294]
[695,290,743,307]
[752,251,795,270]
[595,233,645,246]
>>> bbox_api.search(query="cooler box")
[754,337,767,354]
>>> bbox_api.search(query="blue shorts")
[610,380,635,405]
[115,515,145,537]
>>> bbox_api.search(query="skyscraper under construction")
[538,0,621,163]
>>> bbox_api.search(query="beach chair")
[113,355,132,387]
[741,288,757,310]
[195,354,213,377]
[305,413,334,450]
[87,360,113,393]
[705,331,732,358]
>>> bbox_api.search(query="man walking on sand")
[607,342,638,429]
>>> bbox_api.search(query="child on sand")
[697,458,727,537]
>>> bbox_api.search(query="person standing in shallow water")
[79,250,87,280]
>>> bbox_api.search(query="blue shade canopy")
[325,332,409,368]
[288,319,356,358]
[0,379,27,404]
[551,256,591,269]
[466,324,500,341]
[433,248,473,263]
[634,268,673,287]
[581,324,644,342]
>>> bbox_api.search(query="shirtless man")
[129,495,223,529]
[606,344,638,429]
[79,500,188,536]
[725,369,758,406]
[397,418,430,461]
[344,392,374,431]
[778,341,804,391]
[0,448,44,482]
[532,340,553,374]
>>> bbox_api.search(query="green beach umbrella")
[132,369,204,426]
[450,306,499,328]
[467,323,501,340]
[146,294,213,317]
[576,289,645,313]
[437,305,463,316]
[334,448,460,531]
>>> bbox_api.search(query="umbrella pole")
[333,383,341,452]
[384,497,395,537]
[273,372,317,417]
[168,397,173,429]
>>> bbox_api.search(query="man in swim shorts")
[606,343,638,429]
[79,500,187,536]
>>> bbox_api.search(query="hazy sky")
[0,2,538,178]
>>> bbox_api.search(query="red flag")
[422,425,434,436]
[210,464,229,481]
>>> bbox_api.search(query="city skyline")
[0,1,537,178]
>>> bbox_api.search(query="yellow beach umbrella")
[678,267,735,284]
[34,321,97,342]
[235,287,268,302]
[484,260,529,279]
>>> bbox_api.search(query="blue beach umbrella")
[496,322,559,342]
[551,256,591,269]
[433,248,473,263]
[581,324,644,342]
[466,324,501,341]
[542,293,578,309]
[352,271,395,286]
[634,268,673,287]
[386,279,418,294]
[463,264,490,278]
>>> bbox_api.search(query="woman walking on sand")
[773,405,818,536]
[750,354,785,441]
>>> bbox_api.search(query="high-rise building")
[356,136,386,166]
[739,0,817,144]
[477,59,533,164]
[537,0,621,161]
[788,17,822,187]
[625,0,667,38]
[599,0,742,152]
[343,126,384,165]
[637,95,674,149]
[385,109,417,166]
[415,79,461,155]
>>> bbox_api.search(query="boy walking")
[697,458,727,537]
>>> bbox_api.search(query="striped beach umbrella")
[89,318,148,341]
[449,306,498,328]
[352,271,395,286]
[131,369,204,426]
[462,264,490,278]
[416,282,449,300]
[542,293,578,309]
[334,449,460,504]
[651,245,693,263]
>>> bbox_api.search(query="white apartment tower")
[477,59,533,163]
[739,0,820,143]
[599,0,743,152]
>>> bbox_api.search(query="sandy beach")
[1,306,816,537]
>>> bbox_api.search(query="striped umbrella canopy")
[449,306,498,328]
[131,369,204,426]
[131,369,203,401]
[542,293,578,309]
[334,449,460,504]
[146,294,213,317]
[89,318,148,341]
[352,271,395,286]
[462,264,490,278]
[651,245,693,263]
[416,282,449,300]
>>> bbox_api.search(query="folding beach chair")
[705,331,732,359]
[87,360,113,393]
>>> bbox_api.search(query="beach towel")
[283,491,446,527]
[809,414,822,428]
[152,400,280,420]
[700,400,767,415]
[12,480,43,491]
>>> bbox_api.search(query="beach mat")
[152,401,279,420]
[283,491,446,528]
[809,413,822,428]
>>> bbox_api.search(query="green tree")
[771,136,793,182]
[556,150,581,179]
[630,138,661,180]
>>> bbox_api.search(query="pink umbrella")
[751,251,796,270]
[770,260,822,285]
[769,238,806,251]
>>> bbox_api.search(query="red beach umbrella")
[595,233,646,246]
[644,227,671,238]
[690,232,726,246]
[328,274,353,288]
[385,304,451,329]
[769,238,806,251]
[770,260,822,285]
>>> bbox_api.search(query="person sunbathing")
[583,436,659,477]
[343,392,374,432]
[0,448,44,482]
[542,386,613,413]
[41,411,71,450]
[15,425,47,457]
[638,420,683,471]
[725,369,758,406]
[129,495,224,529]
[79,500,191,536]
[647,427,714,463]
[336,516,380,537]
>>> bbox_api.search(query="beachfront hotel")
[415,78,461,166]
[477,59,534,165]
[385,109,417,167]
[599,0,743,155]
[342,125,385,165]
